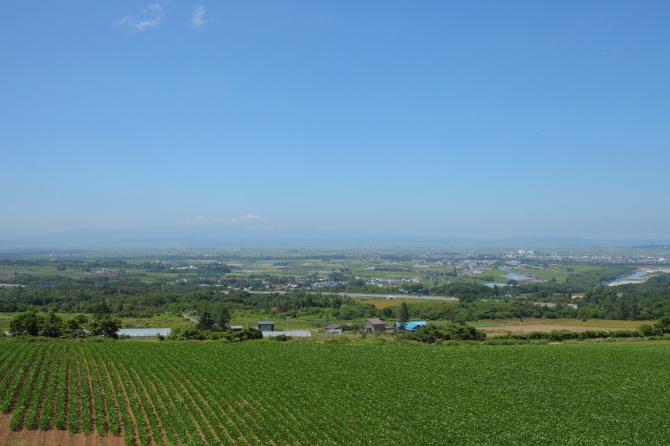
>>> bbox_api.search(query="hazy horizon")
[2,2,669,241]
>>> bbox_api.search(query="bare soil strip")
[107,360,141,445]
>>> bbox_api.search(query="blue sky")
[1,1,669,241]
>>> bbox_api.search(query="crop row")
[0,341,669,445]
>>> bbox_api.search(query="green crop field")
[0,341,669,445]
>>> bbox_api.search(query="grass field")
[0,341,668,445]
[364,298,416,309]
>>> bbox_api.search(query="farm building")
[365,318,387,333]
[257,321,275,332]
[117,328,172,338]
[325,323,342,334]
[395,321,427,331]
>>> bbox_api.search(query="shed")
[257,321,275,332]
[366,318,386,333]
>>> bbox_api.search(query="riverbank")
[607,267,670,286]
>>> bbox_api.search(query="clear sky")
[1,1,669,241]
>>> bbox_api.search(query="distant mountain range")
[0,224,668,249]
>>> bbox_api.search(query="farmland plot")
[0,341,669,445]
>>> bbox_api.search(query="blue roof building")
[395,321,427,331]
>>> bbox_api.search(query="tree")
[9,311,43,336]
[41,311,64,338]
[89,315,121,339]
[197,310,215,331]
[63,318,86,338]
[398,302,410,329]
[654,315,670,334]
[217,306,231,331]
[93,299,112,318]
